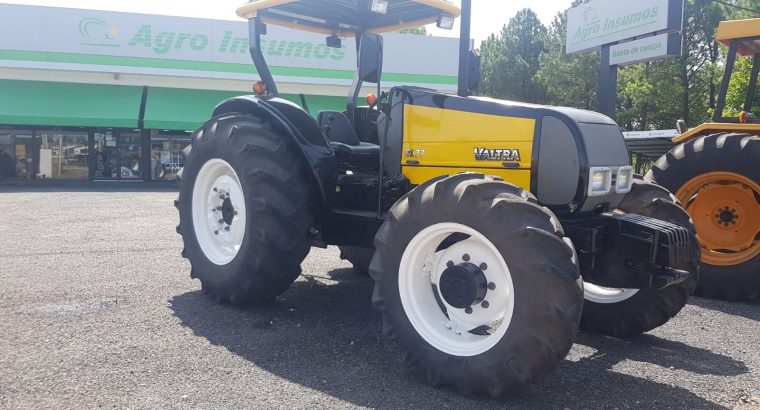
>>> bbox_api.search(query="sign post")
[566,0,684,119]
[599,45,617,119]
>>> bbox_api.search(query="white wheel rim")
[192,159,247,265]
[399,223,515,357]
[583,283,638,304]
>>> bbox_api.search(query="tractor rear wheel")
[371,173,583,397]
[647,133,760,301]
[176,114,315,305]
[580,179,700,337]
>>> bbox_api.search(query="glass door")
[119,132,144,180]
[93,131,119,180]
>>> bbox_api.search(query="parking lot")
[0,186,758,409]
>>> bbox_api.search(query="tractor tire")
[339,246,374,275]
[176,114,315,305]
[580,178,700,337]
[647,132,760,301]
[370,173,583,397]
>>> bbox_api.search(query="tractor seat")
[317,110,380,170]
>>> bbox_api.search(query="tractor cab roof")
[236,0,461,36]
[717,18,760,56]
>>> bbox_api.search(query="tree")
[479,9,548,103]
[717,0,760,117]
[534,6,599,110]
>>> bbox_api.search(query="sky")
[2,0,575,45]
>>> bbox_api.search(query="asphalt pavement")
[0,186,758,409]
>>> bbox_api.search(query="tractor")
[644,18,760,302]
[175,0,699,396]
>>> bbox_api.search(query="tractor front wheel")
[580,179,700,337]
[371,174,583,396]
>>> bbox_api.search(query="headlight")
[616,166,634,194]
[437,15,456,30]
[588,167,612,196]
[370,0,389,14]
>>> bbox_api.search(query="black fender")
[213,95,338,206]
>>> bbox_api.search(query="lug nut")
[488,282,496,290]
[214,230,219,235]
[213,187,218,192]
[446,260,454,267]
[465,307,473,314]
[462,254,470,262]
[234,211,239,216]
[481,301,490,309]
[218,219,225,224]
[225,226,231,231]
[480,262,488,271]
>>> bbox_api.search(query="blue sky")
[4,0,575,45]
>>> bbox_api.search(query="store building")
[0,4,459,182]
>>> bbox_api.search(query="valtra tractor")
[175,0,699,396]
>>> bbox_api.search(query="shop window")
[0,133,15,178]
[0,130,38,180]
[151,133,190,181]
[38,131,89,180]
[119,132,144,180]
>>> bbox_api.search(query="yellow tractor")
[646,18,760,301]
[175,0,699,396]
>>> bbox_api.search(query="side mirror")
[467,50,481,94]
[358,32,383,84]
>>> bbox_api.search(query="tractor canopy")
[716,18,760,56]
[236,0,461,35]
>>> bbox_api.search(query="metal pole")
[248,17,279,96]
[598,45,618,119]
[714,41,738,121]
[744,52,760,113]
[458,0,472,97]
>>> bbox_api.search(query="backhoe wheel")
[647,133,760,301]
[580,178,700,337]
[371,173,583,397]
[339,246,374,275]
[176,114,314,305]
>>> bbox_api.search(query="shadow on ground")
[170,269,742,409]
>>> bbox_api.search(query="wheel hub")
[399,223,515,357]
[676,171,760,266]
[220,196,236,226]
[192,159,247,266]
[715,205,739,227]
[439,262,487,309]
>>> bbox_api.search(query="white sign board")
[566,0,682,54]
[623,129,679,139]
[0,4,459,90]
[609,33,682,66]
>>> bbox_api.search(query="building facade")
[0,4,459,182]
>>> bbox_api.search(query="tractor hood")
[471,97,631,215]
